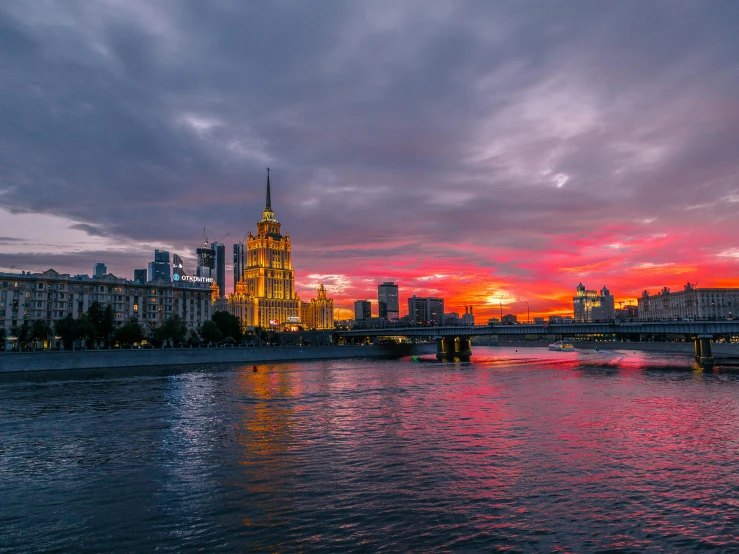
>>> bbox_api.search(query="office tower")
[133,269,147,284]
[196,243,215,280]
[354,300,371,321]
[93,263,107,278]
[210,242,226,297]
[378,282,399,321]
[407,295,444,325]
[171,254,188,280]
[233,243,246,294]
[148,249,170,282]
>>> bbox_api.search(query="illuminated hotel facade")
[225,170,308,328]
[302,284,334,330]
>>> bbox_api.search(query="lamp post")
[523,300,530,324]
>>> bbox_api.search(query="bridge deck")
[337,321,739,338]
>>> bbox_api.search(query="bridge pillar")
[436,338,450,360]
[694,338,701,362]
[698,336,714,370]
[436,337,472,361]
[455,337,472,360]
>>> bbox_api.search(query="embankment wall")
[0,343,435,373]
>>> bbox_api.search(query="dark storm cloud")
[1,0,739,297]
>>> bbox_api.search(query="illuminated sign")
[287,316,300,323]
[177,275,214,284]
[269,319,279,326]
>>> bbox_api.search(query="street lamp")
[523,300,530,324]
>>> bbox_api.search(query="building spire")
[266,167,272,210]
[261,167,278,223]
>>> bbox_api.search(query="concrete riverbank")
[0,343,436,373]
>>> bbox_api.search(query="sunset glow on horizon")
[1,1,738,322]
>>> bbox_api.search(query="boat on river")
[548,341,575,351]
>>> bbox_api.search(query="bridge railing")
[335,320,739,338]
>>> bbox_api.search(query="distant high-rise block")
[378,282,399,321]
[354,300,371,321]
[133,269,147,284]
[211,242,226,298]
[148,250,170,282]
[196,242,215,279]
[233,243,246,294]
[172,254,188,279]
[93,263,107,278]
[408,295,444,325]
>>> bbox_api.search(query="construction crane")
[202,228,230,246]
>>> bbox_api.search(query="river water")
[1,347,738,552]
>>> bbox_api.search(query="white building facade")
[0,269,214,334]
[638,283,738,320]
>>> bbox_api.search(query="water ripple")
[1,347,738,552]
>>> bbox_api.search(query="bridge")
[335,321,739,369]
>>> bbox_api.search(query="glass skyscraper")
[211,242,226,297]
[148,250,170,282]
[233,243,246,294]
[378,282,399,321]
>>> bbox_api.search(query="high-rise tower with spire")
[227,169,301,327]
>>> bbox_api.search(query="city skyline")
[1,2,739,322]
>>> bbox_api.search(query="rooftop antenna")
[203,227,208,246]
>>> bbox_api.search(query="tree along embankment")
[0,343,436,373]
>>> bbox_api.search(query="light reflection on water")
[1,347,738,552]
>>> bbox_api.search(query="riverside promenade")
[0,343,436,373]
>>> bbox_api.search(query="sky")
[1,0,738,321]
